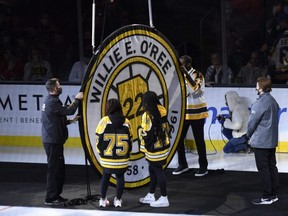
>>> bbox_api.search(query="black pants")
[43,143,65,202]
[100,170,125,200]
[149,163,167,196]
[254,148,279,198]
[176,119,208,170]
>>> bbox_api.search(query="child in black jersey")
[138,91,171,207]
[95,98,133,208]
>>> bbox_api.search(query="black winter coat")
[41,94,80,144]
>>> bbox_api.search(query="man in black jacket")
[42,78,83,206]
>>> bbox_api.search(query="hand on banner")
[75,92,83,100]
[69,116,81,124]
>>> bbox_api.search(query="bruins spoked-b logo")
[80,24,186,188]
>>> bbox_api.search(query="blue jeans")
[222,128,249,153]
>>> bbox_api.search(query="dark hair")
[257,77,272,93]
[45,78,59,92]
[210,52,221,60]
[180,55,192,65]
[142,91,163,139]
[180,54,200,77]
[105,98,123,116]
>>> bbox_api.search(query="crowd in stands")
[206,0,288,85]
[0,7,85,83]
[1,0,288,85]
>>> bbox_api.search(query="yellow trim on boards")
[0,136,83,148]
[185,139,288,153]
[1,136,287,153]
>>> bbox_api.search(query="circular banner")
[79,24,186,188]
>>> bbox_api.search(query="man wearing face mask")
[243,77,279,205]
[42,78,83,206]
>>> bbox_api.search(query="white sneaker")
[150,196,169,207]
[114,197,122,207]
[139,193,155,204]
[99,198,109,207]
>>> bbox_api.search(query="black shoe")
[58,196,68,202]
[45,199,65,206]
[251,197,273,205]
[244,146,254,154]
[195,169,208,177]
[172,165,189,175]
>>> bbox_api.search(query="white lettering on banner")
[1,85,288,139]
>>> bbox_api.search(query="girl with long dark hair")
[138,91,171,207]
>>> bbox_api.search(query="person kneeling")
[217,91,252,153]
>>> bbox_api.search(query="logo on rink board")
[80,24,186,188]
